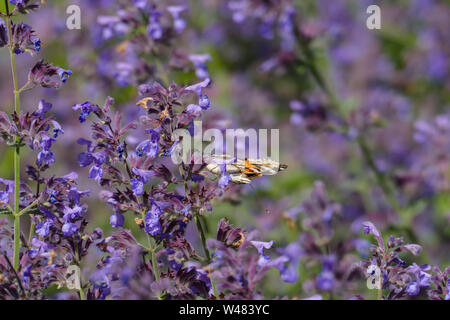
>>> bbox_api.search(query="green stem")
[28,222,35,246]
[194,214,220,297]
[149,237,160,282]
[79,285,86,300]
[74,244,85,300]
[195,214,210,263]
[5,7,22,270]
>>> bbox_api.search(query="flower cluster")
[0,0,449,301]
[92,0,208,87]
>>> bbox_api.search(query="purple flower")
[78,152,95,167]
[131,167,157,183]
[28,60,71,88]
[51,120,64,138]
[147,10,163,39]
[218,173,231,189]
[11,23,41,55]
[110,212,125,228]
[136,129,160,158]
[37,136,56,166]
[362,221,384,249]
[188,54,211,80]
[36,219,54,237]
[58,68,72,83]
[72,101,97,123]
[168,6,187,33]
[144,202,163,236]
[198,90,211,110]
[62,222,78,236]
[251,240,274,265]
[317,269,335,291]
[63,205,83,222]
[407,281,420,296]
[89,270,111,300]
[89,165,103,182]
[130,178,144,196]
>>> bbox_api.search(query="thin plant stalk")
[4,0,22,270]
[194,213,219,298]
[149,236,161,282]
[195,214,211,263]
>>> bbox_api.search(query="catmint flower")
[51,121,64,138]
[63,205,83,221]
[189,54,211,80]
[218,170,231,189]
[78,152,95,167]
[36,219,54,237]
[317,256,336,291]
[277,242,303,283]
[168,6,187,33]
[130,167,157,196]
[198,90,211,110]
[58,68,72,83]
[130,178,144,196]
[37,136,56,166]
[147,10,163,40]
[110,212,125,228]
[89,165,103,182]
[11,23,41,55]
[62,222,78,236]
[251,240,275,265]
[144,203,163,236]
[407,281,420,296]
[32,100,52,119]
[10,0,40,14]
[28,60,72,88]
[317,269,336,291]
[97,16,130,41]
[362,221,384,248]
[89,270,111,300]
[72,101,97,123]
[0,178,14,205]
[136,129,160,158]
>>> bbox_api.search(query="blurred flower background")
[0,0,449,300]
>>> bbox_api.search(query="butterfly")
[205,155,288,184]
